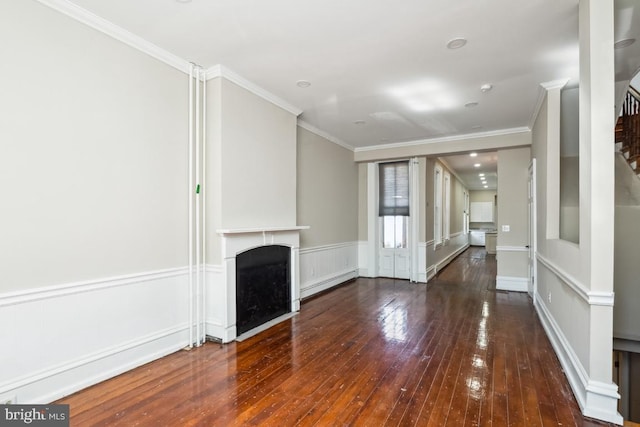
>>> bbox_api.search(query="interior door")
[379,216,410,279]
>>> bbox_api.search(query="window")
[379,161,410,249]
[434,164,443,245]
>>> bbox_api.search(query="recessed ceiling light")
[615,38,636,49]
[447,38,467,49]
[296,80,311,88]
[484,185,489,188]
[465,102,479,108]
[480,84,493,92]
[471,125,483,130]
[469,152,478,157]
[474,163,481,168]
[354,120,366,125]
[479,173,485,177]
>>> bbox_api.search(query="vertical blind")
[379,161,410,216]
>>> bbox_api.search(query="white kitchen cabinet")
[470,201,494,222]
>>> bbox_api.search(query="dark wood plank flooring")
[58,248,615,426]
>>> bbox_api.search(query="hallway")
[59,248,613,426]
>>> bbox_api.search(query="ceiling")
[44,0,640,185]
[440,151,499,191]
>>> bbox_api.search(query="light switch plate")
[502,225,510,232]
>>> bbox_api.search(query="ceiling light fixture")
[469,152,478,157]
[480,84,493,92]
[479,173,485,177]
[615,38,636,49]
[484,185,489,188]
[465,102,479,108]
[447,38,467,50]
[474,163,481,168]
[296,80,311,88]
[471,125,483,130]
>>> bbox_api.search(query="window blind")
[379,161,410,216]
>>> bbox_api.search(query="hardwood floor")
[58,248,615,426]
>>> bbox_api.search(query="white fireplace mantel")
[216,225,309,235]
[210,225,309,343]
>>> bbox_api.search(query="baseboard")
[0,268,190,404]
[300,269,358,299]
[496,275,529,292]
[535,294,623,425]
[431,243,469,276]
[426,266,436,282]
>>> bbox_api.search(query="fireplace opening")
[236,245,291,335]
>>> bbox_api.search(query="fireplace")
[212,226,307,342]
[236,245,291,335]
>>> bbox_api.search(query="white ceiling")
[440,151,499,191]
[62,0,587,150]
[43,0,640,184]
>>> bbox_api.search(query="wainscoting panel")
[299,242,358,299]
[205,265,228,341]
[0,268,190,405]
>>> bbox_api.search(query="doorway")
[379,215,410,279]
[375,160,413,280]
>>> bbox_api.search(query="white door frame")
[367,159,419,280]
[528,159,538,299]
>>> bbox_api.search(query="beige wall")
[497,147,530,246]
[297,127,358,248]
[470,190,496,203]
[358,163,368,241]
[220,79,298,229]
[205,78,298,263]
[0,0,188,292]
[496,147,531,278]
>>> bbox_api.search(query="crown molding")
[206,65,302,117]
[297,120,354,152]
[354,126,530,153]
[528,78,571,130]
[540,78,571,91]
[36,0,191,74]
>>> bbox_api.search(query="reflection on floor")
[59,247,614,426]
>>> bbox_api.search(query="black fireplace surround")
[235,245,291,335]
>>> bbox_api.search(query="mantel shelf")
[216,226,310,235]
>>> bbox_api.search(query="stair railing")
[620,86,640,163]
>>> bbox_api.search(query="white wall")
[0,0,190,404]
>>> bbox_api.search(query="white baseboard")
[300,269,358,299]
[535,294,623,425]
[496,275,529,292]
[426,266,436,282]
[428,240,470,279]
[0,268,190,404]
